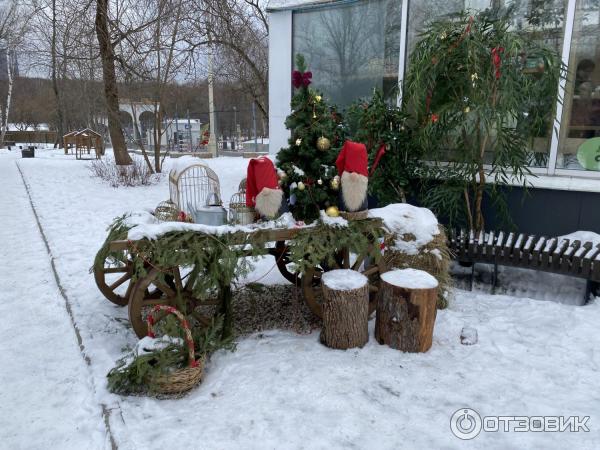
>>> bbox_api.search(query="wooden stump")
[375,268,438,352]
[320,269,369,350]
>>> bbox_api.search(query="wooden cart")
[94,221,387,338]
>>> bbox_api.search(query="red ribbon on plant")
[491,46,504,80]
[292,70,312,88]
[370,143,387,176]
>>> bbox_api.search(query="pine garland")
[290,218,385,274]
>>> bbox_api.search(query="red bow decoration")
[292,70,312,88]
[491,47,504,80]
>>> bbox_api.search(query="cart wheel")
[302,247,387,318]
[272,240,302,286]
[128,266,221,339]
[93,249,133,306]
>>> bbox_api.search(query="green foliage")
[130,229,268,304]
[276,54,346,222]
[404,10,564,230]
[107,315,234,396]
[346,90,424,205]
[92,214,131,272]
[290,218,385,274]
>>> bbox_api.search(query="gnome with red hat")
[246,156,286,219]
[336,140,369,212]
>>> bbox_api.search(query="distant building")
[147,118,204,151]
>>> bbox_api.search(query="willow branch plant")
[404,10,565,230]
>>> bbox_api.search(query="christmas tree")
[276,54,345,222]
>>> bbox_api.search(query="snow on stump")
[320,269,369,350]
[375,268,438,353]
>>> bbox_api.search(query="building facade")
[267,0,600,234]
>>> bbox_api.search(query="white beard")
[341,171,368,211]
[255,188,284,218]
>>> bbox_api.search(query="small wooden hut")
[63,129,104,159]
[63,131,78,155]
[75,129,103,159]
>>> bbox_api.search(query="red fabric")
[336,140,369,177]
[370,144,387,176]
[246,157,280,207]
[491,46,504,79]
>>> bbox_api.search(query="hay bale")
[383,225,452,309]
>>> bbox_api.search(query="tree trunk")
[95,0,132,166]
[320,271,369,350]
[0,47,14,148]
[375,270,438,352]
[51,0,64,148]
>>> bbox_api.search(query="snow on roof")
[267,0,340,12]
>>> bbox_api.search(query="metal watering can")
[188,193,228,226]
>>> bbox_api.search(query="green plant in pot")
[404,9,564,230]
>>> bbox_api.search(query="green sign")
[577,137,600,171]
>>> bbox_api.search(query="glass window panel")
[292,0,402,107]
[557,0,600,171]
[406,0,566,168]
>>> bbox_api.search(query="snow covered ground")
[1,147,599,449]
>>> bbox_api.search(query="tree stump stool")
[320,269,369,350]
[375,268,438,352]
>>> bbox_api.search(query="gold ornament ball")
[315,95,322,102]
[295,138,302,146]
[331,178,340,190]
[325,206,340,217]
[297,181,305,191]
[316,136,331,151]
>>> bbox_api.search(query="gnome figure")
[336,140,369,212]
[246,157,286,219]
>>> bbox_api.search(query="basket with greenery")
[107,308,235,397]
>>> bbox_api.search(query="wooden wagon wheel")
[128,266,221,338]
[302,247,387,318]
[93,249,134,306]
[272,240,302,286]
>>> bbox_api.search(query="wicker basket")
[146,305,204,395]
[340,210,369,220]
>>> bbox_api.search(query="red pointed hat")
[246,156,280,207]
[336,140,368,177]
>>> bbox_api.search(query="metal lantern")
[238,177,247,192]
[169,163,221,214]
[229,190,255,225]
[154,200,179,221]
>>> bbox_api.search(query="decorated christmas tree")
[276,54,345,222]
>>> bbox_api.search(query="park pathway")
[0,155,111,449]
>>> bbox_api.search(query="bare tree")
[95,0,132,165]
[0,1,30,147]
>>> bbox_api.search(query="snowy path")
[1,149,599,449]
[0,155,108,449]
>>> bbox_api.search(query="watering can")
[188,193,228,226]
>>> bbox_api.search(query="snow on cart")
[94,211,389,339]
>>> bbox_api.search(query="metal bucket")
[188,193,228,226]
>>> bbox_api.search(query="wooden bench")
[449,229,600,302]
